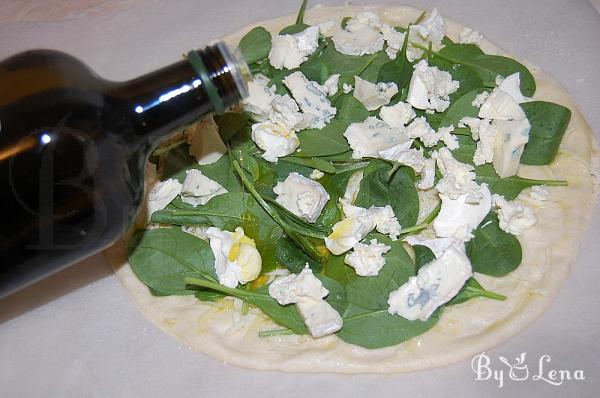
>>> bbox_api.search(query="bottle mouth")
[216,42,251,101]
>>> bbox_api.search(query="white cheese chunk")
[471,91,490,108]
[322,74,340,97]
[251,121,300,162]
[243,74,277,121]
[492,194,537,235]
[206,227,262,288]
[434,183,492,241]
[296,297,343,338]
[407,60,460,113]
[379,101,416,128]
[438,125,459,150]
[459,116,498,166]
[478,89,526,121]
[342,170,364,204]
[180,169,227,207]
[270,94,313,132]
[283,71,337,129]
[268,266,343,338]
[458,27,483,45]
[310,169,325,180]
[405,117,438,147]
[404,8,446,61]
[344,116,410,159]
[184,116,226,165]
[344,239,391,276]
[492,118,531,178]
[353,76,398,111]
[331,13,385,56]
[317,20,339,37]
[404,236,464,258]
[381,25,406,59]
[417,157,436,190]
[433,147,481,201]
[325,201,378,255]
[342,83,353,94]
[268,266,328,305]
[388,244,472,321]
[374,205,402,240]
[378,140,426,172]
[147,179,182,215]
[273,172,330,223]
[497,72,529,104]
[268,26,319,70]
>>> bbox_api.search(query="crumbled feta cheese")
[433,147,481,201]
[268,266,342,338]
[243,74,277,121]
[331,12,385,56]
[344,116,410,158]
[325,201,378,255]
[471,91,490,108]
[418,157,436,190]
[180,169,227,206]
[388,244,472,321]
[184,116,226,165]
[404,236,464,258]
[343,170,364,204]
[492,118,531,178]
[405,117,438,147]
[434,183,492,241]
[310,169,325,180]
[283,71,337,129]
[478,89,526,121]
[353,76,399,111]
[407,60,460,113]
[322,74,340,96]
[251,121,300,162]
[460,117,498,165]
[528,185,548,202]
[458,27,483,45]
[492,194,537,235]
[296,296,343,338]
[344,239,391,276]
[273,172,330,223]
[342,83,353,94]
[379,101,417,128]
[206,227,262,288]
[147,179,182,215]
[268,266,328,305]
[374,205,402,240]
[379,140,426,172]
[497,72,528,104]
[268,26,319,70]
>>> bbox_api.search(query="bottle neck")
[108,44,248,149]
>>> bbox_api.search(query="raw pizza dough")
[106,5,599,373]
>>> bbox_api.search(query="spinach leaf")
[279,0,309,34]
[355,165,420,227]
[337,304,441,349]
[297,119,351,157]
[279,156,336,173]
[475,164,565,200]
[128,228,216,295]
[439,88,487,128]
[466,213,522,277]
[335,96,369,124]
[194,290,226,302]
[275,238,322,273]
[378,27,412,89]
[213,112,251,143]
[447,278,506,305]
[432,43,536,96]
[520,101,571,165]
[319,275,348,315]
[413,244,435,271]
[344,234,415,310]
[239,27,272,64]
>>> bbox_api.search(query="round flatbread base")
[106,5,599,373]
